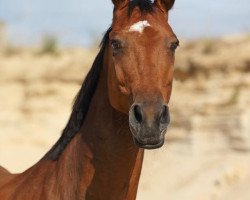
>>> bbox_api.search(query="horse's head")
[107,0,178,149]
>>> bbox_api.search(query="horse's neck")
[80,64,144,199]
[35,58,144,199]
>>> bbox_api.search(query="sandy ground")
[0,35,250,199]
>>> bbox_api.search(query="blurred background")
[0,0,250,199]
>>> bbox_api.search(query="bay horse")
[0,0,179,199]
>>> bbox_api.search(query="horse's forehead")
[112,23,168,44]
[112,12,169,36]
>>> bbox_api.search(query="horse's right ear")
[112,0,130,9]
[155,0,176,12]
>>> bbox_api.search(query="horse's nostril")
[160,105,170,124]
[133,105,143,124]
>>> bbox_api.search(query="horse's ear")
[112,0,130,9]
[155,0,175,12]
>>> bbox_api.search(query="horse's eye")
[170,40,179,52]
[111,39,123,52]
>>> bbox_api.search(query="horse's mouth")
[133,137,165,150]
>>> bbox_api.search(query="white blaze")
[129,20,151,33]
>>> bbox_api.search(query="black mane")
[45,28,112,160]
[128,0,154,15]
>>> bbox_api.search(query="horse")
[0,0,178,199]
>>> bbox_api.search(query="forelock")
[128,0,154,15]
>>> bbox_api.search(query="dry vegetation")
[0,32,250,199]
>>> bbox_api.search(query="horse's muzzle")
[129,103,170,149]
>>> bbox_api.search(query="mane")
[128,0,154,15]
[45,27,112,160]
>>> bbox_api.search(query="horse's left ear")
[112,0,130,9]
[154,0,176,12]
